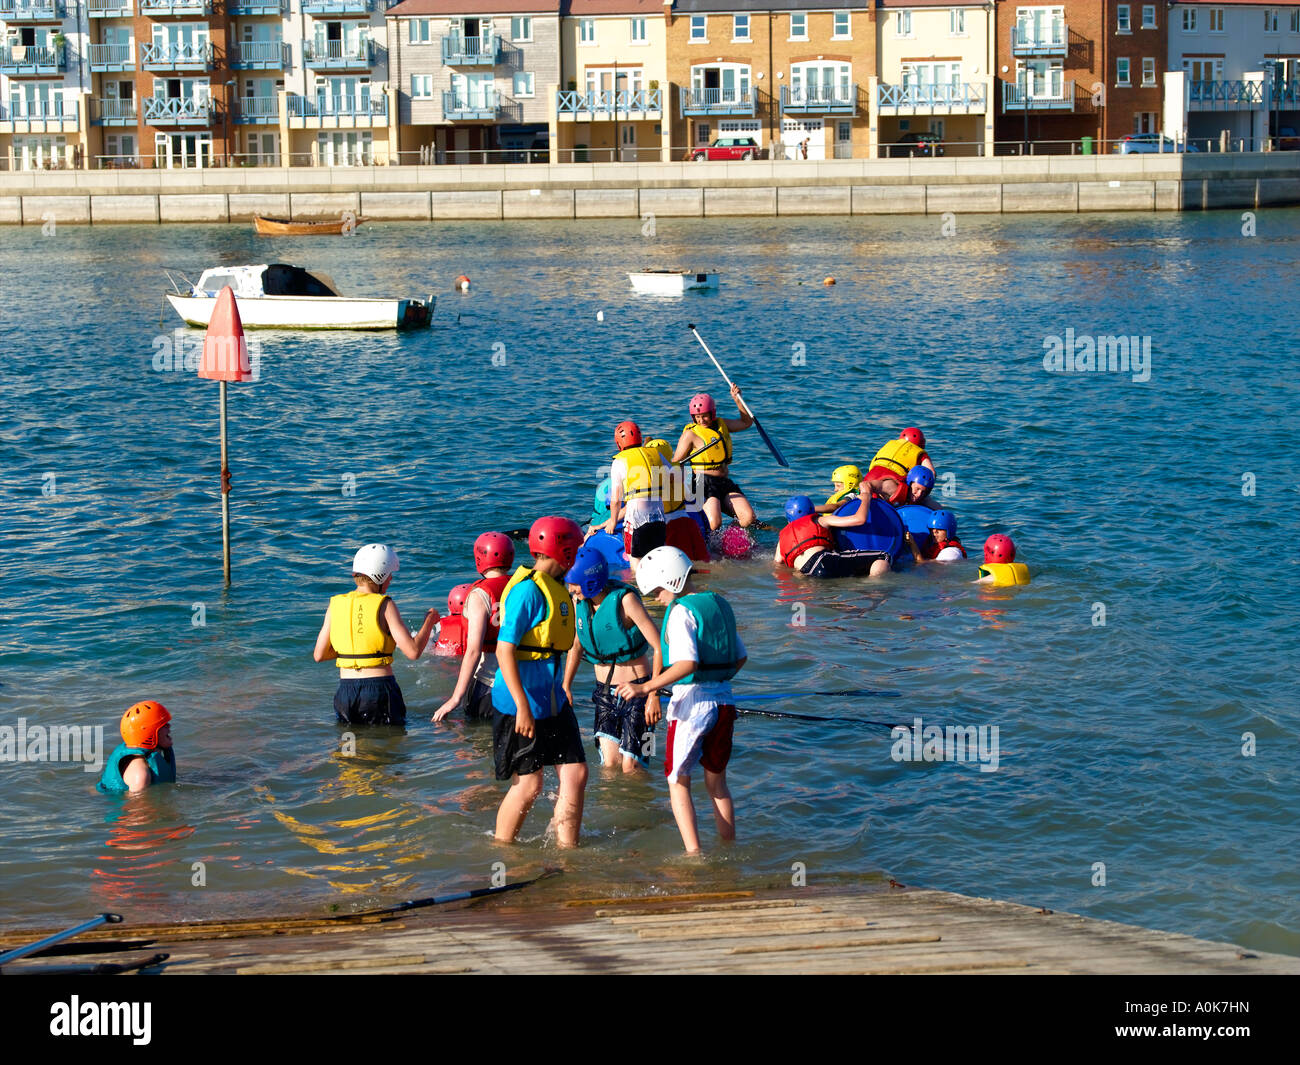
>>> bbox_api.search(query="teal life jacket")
[97,743,176,795]
[575,585,649,665]
[662,592,741,684]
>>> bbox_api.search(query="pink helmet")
[473,532,514,576]
[690,393,716,416]
[447,582,473,615]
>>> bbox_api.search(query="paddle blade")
[751,415,789,467]
[198,286,254,383]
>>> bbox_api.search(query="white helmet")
[352,543,399,584]
[935,546,965,563]
[635,546,693,595]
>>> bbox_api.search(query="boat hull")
[253,215,365,237]
[629,271,718,296]
[166,293,431,331]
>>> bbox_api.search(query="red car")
[689,137,760,161]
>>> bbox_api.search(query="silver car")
[1113,134,1199,154]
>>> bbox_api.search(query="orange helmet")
[120,701,171,750]
[614,420,642,451]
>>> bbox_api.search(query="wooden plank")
[564,891,753,908]
[730,933,943,955]
[637,917,870,941]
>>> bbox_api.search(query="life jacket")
[615,445,664,501]
[97,743,176,795]
[471,572,510,652]
[575,584,649,665]
[434,615,467,656]
[778,514,835,568]
[979,561,1031,586]
[329,589,395,669]
[868,438,925,479]
[827,485,858,505]
[662,592,741,685]
[681,421,732,470]
[927,537,966,560]
[661,463,687,513]
[500,564,575,660]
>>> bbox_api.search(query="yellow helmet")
[831,464,861,489]
[645,438,673,463]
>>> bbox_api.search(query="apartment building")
[0,1,86,168]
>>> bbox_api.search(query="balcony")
[1273,79,1300,105]
[87,0,133,15]
[303,39,373,69]
[143,95,214,124]
[442,89,498,121]
[0,45,66,76]
[140,41,213,71]
[287,92,387,127]
[1011,21,1067,57]
[780,84,858,115]
[876,82,986,115]
[235,96,280,124]
[138,0,210,15]
[441,33,499,66]
[91,97,138,124]
[680,88,757,117]
[0,97,78,132]
[1189,80,1264,111]
[232,40,290,70]
[89,42,134,72]
[302,0,372,14]
[1002,80,1075,110]
[229,0,283,13]
[556,88,662,121]
[0,0,63,20]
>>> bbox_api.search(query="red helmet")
[447,582,473,615]
[984,534,1016,564]
[473,531,514,575]
[901,427,926,449]
[529,516,584,569]
[614,420,642,451]
[120,700,171,750]
[689,393,716,416]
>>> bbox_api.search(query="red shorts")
[665,513,710,562]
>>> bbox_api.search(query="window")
[1117,5,1130,32]
[690,15,706,42]
[513,72,534,97]
[1142,57,1155,85]
[1117,57,1131,85]
[630,17,646,43]
[733,14,749,40]
[1182,9,1197,32]
[1293,11,1300,32]
[1142,5,1155,29]
[511,16,532,42]
[833,11,851,38]
[407,19,430,44]
[1265,9,1279,33]
[949,9,965,35]
[1209,8,1223,32]
[580,18,595,43]
[790,13,807,39]
[410,74,431,98]
[1133,111,1157,134]
[896,10,912,37]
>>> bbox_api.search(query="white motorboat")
[165,264,433,330]
[628,270,719,296]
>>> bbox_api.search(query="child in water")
[97,701,176,795]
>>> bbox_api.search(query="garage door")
[781,118,825,160]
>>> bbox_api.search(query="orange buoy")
[454,275,471,291]
[823,276,836,286]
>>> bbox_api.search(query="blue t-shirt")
[491,578,569,718]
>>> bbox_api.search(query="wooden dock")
[5,885,1297,975]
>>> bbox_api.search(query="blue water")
[0,213,1296,955]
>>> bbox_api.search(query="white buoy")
[597,310,605,322]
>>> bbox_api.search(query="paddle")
[687,324,789,468]
[736,707,903,730]
[335,868,561,919]
[739,688,902,700]
[0,912,122,967]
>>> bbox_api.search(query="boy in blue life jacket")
[97,701,176,795]
[617,546,747,855]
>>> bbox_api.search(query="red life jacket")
[434,614,466,656]
[471,573,510,652]
[778,514,835,568]
[925,536,967,560]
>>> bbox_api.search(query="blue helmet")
[565,546,609,598]
[928,509,957,536]
[906,465,935,491]
[785,495,815,522]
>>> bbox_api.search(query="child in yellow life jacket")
[313,544,441,727]
[865,427,936,505]
[977,534,1032,586]
[672,387,756,531]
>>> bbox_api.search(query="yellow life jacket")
[979,562,1032,587]
[500,565,575,660]
[682,421,732,470]
[869,438,924,479]
[615,445,663,500]
[827,485,858,505]
[661,463,686,513]
[329,590,395,669]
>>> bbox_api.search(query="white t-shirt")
[611,454,665,530]
[663,601,746,713]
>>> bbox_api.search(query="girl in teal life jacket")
[98,701,176,795]
[561,547,663,772]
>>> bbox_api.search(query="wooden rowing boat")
[253,214,366,237]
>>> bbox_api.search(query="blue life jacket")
[575,585,649,665]
[662,592,740,684]
[97,743,176,795]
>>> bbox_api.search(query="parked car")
[1112,134,1199,154]
[689,137,760,161]
[1276,127,1300,151]
[889,132,944,158]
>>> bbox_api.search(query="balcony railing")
[877,82,987,112]
[302,0,372,13]
[232,41,290,70]
[1012,21,1067,56]
[87,0,133,14]
[139,0,210,14]
[556,88,662,117]
[143,95,214,124]
[443,89,497,120]
[92,97,138,123]
[236,96,280,123]
[1002,80,1075,111]
[0,0,63,19]
[303,39,374,68]
[0,45,66,76]
[1,97,77,131]
[441,33,499,66]
[88,43,134,72]
[1189,80,1264,110]
[680,88,758,116]
[780,84,858,114]
[287,93,387,118]
[229,0,283,13]
[1273,79,1300,104]
[140,41,213,70]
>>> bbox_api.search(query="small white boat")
[628,269,719,296]
[165,263,433,330]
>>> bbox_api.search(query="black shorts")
[492,702,587,780]
[334,676,407,727]
[695,473,744,506]
[627,520,667,559]
[461,677,495,721]
[592,681,655,767]
[799,548,891,579]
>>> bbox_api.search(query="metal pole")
[219,380,231,586]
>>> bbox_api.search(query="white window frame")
[895,10,912,38]
[690,15,706,42]
[1292,10,1300,33]
[1117,4,1130,33]
[733,14,750,41]
[1116,56,1131,86]
[949,8,966,36]
[789,13,808,40]
[407,19,430,45]
[630,17,647,44]
[410,73,431,98]
[1209,8,1224,33]
[1142,57,1156,85]
[1141,4,1156,29]
[512,71,534,98]
[511,17,532,42]
[579,18,596,44]
[1182,9,1197,32]
[833,11,851,39]
[1264,9,1280,33]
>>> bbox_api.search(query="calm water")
[0,212,1296,955]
